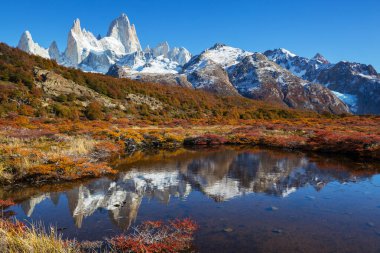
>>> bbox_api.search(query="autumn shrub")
[109,218,198,253]
[52,104,72,118]
[85,101,104,120]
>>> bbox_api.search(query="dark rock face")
[186,60,239,96]
[106,64,128,78]
[303,83,351,114]
[316,62,380,114]
[264,49,380,114]
[228,54,349,114]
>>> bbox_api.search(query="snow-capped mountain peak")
[196,44,253,69]
[64,18,109,66]
[168,47,192,66]
[152,41,170,58]
[265,48,297,61]
[279,48,296,57]
[17,31,50,59]
[209,43,227,50]
[312,53,329,64]
[107,13,141,53]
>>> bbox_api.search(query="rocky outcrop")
[125,93,163,111]
[133,73,193,88]
[33,68,125,110]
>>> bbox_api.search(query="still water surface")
[2,147,380,252]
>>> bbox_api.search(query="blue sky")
[1,0,379,70]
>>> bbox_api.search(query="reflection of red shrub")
[109,218,198,253]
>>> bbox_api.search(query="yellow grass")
[0,221,76,253]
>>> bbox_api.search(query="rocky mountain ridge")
[115,44,348,114]
[17,14,379,114]
[264,49,380,114]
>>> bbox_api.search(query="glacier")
[331,91,358,113]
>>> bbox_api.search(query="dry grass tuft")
[0,220,76,253]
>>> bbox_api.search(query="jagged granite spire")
[152,41,170,58]
[17,31,50,59]
[64,19,84,65]
[48,41,60,60]
[107,13,142,53]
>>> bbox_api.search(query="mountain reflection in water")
[3,148,373,230]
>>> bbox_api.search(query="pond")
[2,147,380,253]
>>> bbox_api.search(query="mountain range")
[18,13,380,115]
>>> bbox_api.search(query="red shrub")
[109,218,198,253]
[0,199,15,208]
